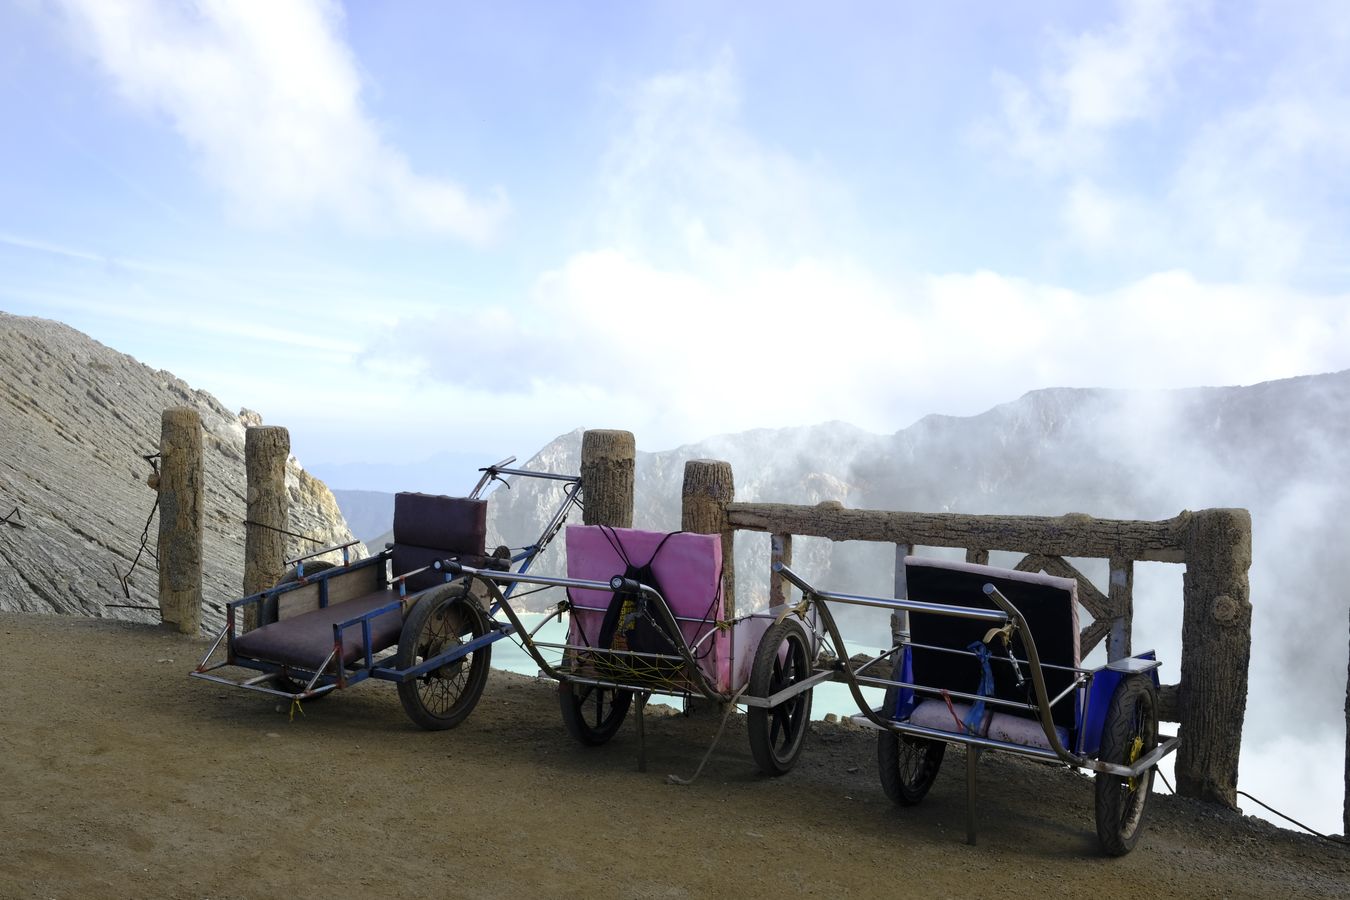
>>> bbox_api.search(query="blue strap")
[964,640,995,734]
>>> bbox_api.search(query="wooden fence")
[678,459,1253,809]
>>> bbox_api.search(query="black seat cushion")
[905,557,1080,732]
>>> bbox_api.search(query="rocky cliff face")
[0,312,362,629]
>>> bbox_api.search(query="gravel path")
[2,612,1346,899]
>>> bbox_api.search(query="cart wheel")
[877,730,946,806]
[395,582,491,731]
[558,683,633,745]
[747,618,814,776]
[875,673,945,805]
[262,561,337,626]
[1094,675,1158,856]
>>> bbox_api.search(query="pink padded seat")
[565,525,729,691]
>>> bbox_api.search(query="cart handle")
[284,539,360,569]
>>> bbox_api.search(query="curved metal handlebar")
[435,559,464,578]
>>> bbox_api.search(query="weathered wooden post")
[580,429,635,528]
[1176,508,1252,807]
[156,407,202,636]
[1107,557,1134,661]
[769,533,792,607]
[681,459,735,621]
[243,425,290,631]
[893,542,917,652]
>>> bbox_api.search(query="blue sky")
[3,0,1349,471]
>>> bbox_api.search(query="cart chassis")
[191,458,582,708]
[771,561,1179,848]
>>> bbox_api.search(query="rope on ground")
[1155,768,1348,846]
[1235,790,1349,846]
[666,686,748,787]
[1,505,24,528]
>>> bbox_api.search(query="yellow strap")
[289,698,305,722]
[774,598,812,626]
[983,623,1014,646]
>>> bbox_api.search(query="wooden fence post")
[1107,557,1134,661]
[580,430,635,528]
[157,407,202,636]
[1176,508,1252,807]
[769,533,792,607]
[682,459,735,620]
[243,425,290,631]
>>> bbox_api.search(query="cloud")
[983,0,1194,174]
[593,51,854,268]
[1169,91,1350,281]
[54,0,507,242]
[980,0,1350,283]
[372,55,1350,448]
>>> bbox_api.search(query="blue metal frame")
[198,459,584,704]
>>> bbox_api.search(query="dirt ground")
[2,612,1347,900]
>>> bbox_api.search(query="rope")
[666,686,749,786]
[243,519,329,545]
[1155,768,1348,846]
[0,505,23,528]
[114,454,161,603]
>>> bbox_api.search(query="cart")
[772,555,1180,855]
[438,524,824,775]
[190,457,581,730]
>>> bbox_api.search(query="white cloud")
[54,0,507,242]
[374,56,1350,449]
[594,51,853,268]
[1169,92,1350,281]
[985,0,1194,173]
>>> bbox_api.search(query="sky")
[3,0,1350,477]
[3,0,1349,835]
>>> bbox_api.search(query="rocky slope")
[0,312,362,629]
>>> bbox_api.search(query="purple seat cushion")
[908,699,1069,751]
[391,493,491,591]
[234,590,402,670]
[393,493,486,552]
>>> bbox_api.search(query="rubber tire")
[1094,675,1158,856]
[877,682,946,806]
[395,582,492,731]
[747,618,814,776]
[268,561,337,698]
[558,683,633,745]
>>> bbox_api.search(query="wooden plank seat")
[235,491,505,671]
[902,556,1081,750]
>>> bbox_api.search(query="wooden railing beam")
[726,503,1188,563]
